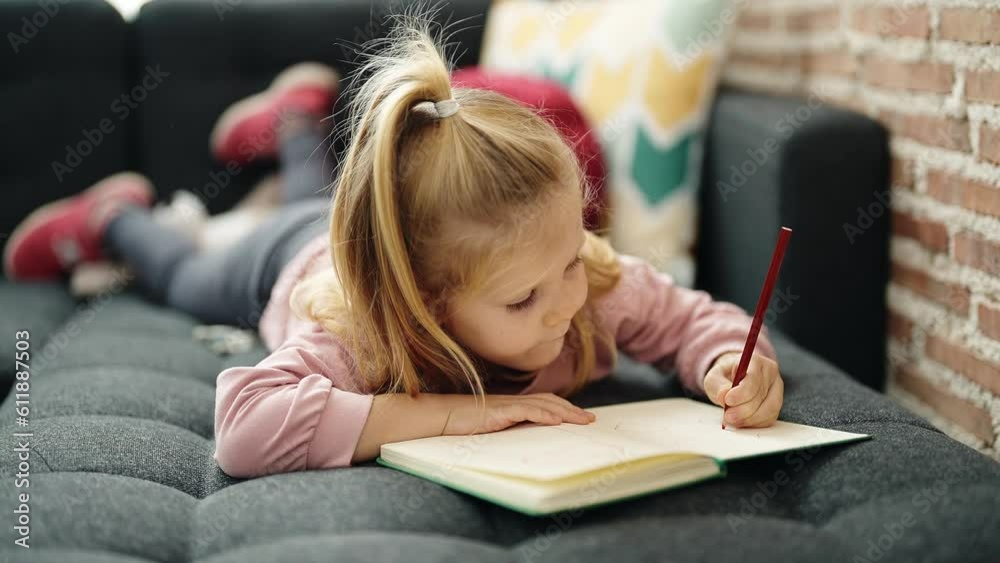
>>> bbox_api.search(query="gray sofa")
[2,1,998,562]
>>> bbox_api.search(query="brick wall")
[722,0,999,459]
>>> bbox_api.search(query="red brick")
[864,57,953,94]
[955,232,1000,276]
[852,6,929,38]
[895,364,995,445]
[940,8,1000,45]
[823,92,867,114]
[729,51,801,70]
[881,112,971,152]
[891,262,971,315]
[979,125,1000,166]
[926,169,1000,218]
[980,303,1000,342]
[926,335,1000,395]
[801,52,858,76]
[889,311,915,344]
[966,70,1000,104]
[737,10,774,31]
[786,7,841,33]
[891,158,914,190]
[893,212,950,253]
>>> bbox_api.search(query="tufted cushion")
[0,280,78,398]
[2,283,998,562]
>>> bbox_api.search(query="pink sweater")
[213,234,777,478]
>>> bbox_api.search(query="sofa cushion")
[2,284,997,562]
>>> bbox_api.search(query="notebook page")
[380,419,670,481]
[594,398,869,460]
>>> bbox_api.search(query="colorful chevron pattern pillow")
[480,0,740,286]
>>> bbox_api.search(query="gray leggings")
[104,129,335,329]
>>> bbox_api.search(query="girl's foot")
[210,62,340,166]
[3,172,154,281]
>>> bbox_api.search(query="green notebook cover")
[376,454,728,517]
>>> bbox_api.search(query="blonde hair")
[290,14,622,404]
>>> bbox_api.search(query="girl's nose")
[544,282,582,327]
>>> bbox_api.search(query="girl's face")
[440,188,589,373]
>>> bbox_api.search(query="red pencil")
[722,226,792,430]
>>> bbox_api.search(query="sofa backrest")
[0,0,490,227]
[130,0,492,214]
[1,0,131,240]
[1,0,890,389]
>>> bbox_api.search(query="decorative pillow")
[480,0,741,286]
[451,66,609,232]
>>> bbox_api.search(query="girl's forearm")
[351,393,450,464]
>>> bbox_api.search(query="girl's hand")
[703,351,784,428]
[437,393,596,436]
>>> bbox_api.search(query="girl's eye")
[506,290,536,313]
[505,256,582,313]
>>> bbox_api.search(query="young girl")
[6,21,783,480]
[212,20,783,478]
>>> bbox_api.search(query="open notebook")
[376,398,870,516]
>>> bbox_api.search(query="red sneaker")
[210,62,340,166]
[3,172,154,281]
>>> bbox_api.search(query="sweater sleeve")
[597,254,778,396]
[213,322,375,478]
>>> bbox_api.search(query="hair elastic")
[434,99,460,118]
